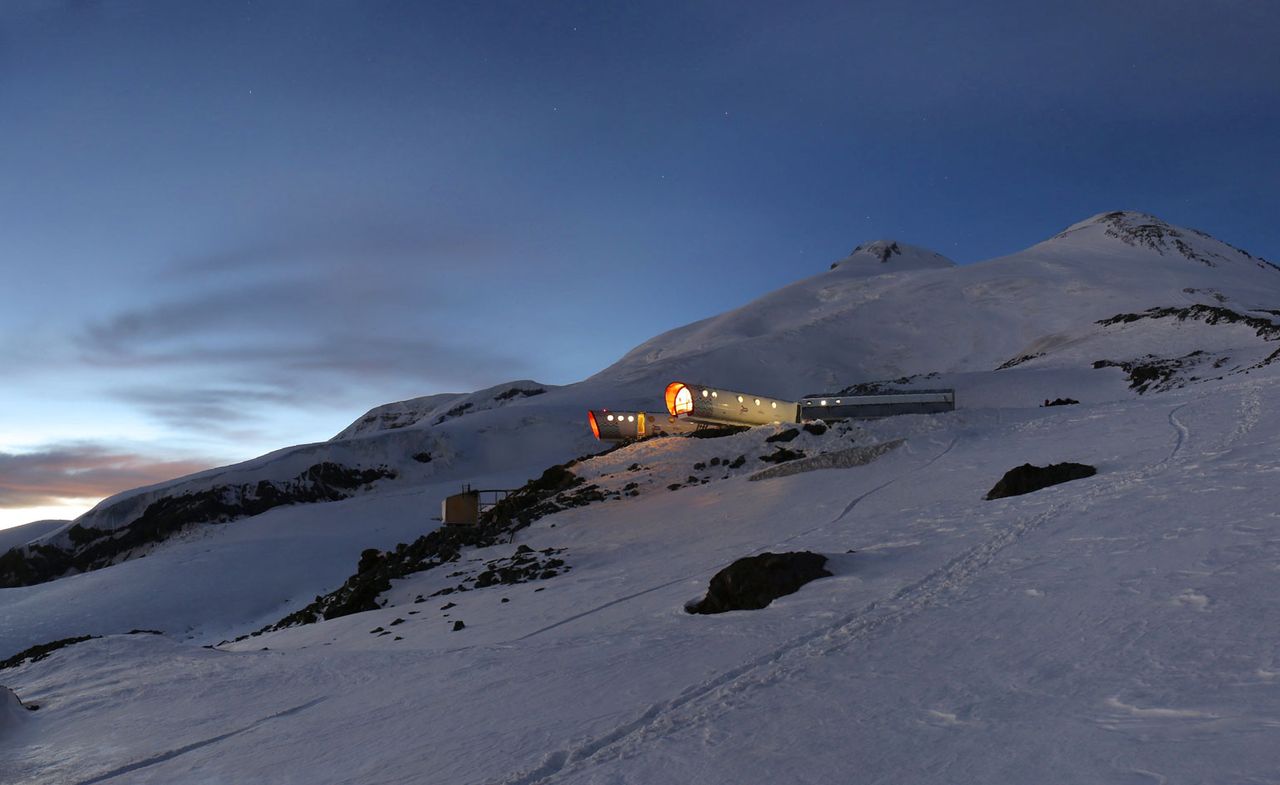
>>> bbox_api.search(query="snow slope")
[5,374,1280,784]
[2,211,1280,784]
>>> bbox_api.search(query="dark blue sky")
[2,0,1277,524]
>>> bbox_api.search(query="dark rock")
[494,386,546,401]
[1099,305,1280,338]
[433,402,473,425]
[802,422,828,436]
[759,447,805,464]
[1,634,99,670]
[412,452,433,463]
[452,620,466,631]
[688,426,746,439]
[985,462,1097,500]
[766,428,800,443]
[998,352,1045,370]
[835,374,937,397]
[1043,398,1080,407]
[1,461,396,588]
[728,455,746,469]
[687,552,832,614]
[66,524,101,546]
[389,618,405,626]
[1093,353,1208,393]
[501,597,510,603]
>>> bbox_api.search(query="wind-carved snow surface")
[4,211,1280,784]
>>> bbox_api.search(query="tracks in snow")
[492,506,1066,785]
[1166,404,1190,463]
[70,697,328,785]
[518,436,960,643]
[490,404,1201,785]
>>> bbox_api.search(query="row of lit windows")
[604,414,636,423]
[699,389,778,409]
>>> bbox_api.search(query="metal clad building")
[798,389,954,420]
[586,410,698,441]
[664,381,800,427]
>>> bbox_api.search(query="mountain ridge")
[3,209,1277,599]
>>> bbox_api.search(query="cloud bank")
[0,443,215,509]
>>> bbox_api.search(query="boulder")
[985,462,1096,500]
[687,552,831,614]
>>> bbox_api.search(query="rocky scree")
[253,459,595,635]
[0,462,396,588]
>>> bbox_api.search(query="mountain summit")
[829,240,956,273]
[1045,210,1279,273]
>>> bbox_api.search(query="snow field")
[9,368,1280,783]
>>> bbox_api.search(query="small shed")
[441,485,511,526]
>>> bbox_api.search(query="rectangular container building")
[798,389,955,421]
[442,489,481,526]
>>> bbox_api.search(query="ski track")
[68,697,328,785]
[515,576,692,641]
[1166,403,1190,463]
[517,436,960,643]
[489,405,1200,785]
[1227,383,1261,445]
[791,434,958,537]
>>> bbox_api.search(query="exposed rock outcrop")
[687,552,832,614]
[985,463,1097,500]
[0,462,396,588]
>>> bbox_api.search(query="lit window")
[627,415,634,422]
[835,399,842,404]
[702,389,709,397]
[607,414,615,421]
[820,400,828,406]
[771,402,777,408]
[665,382,695,415]
[736,395,744,403]
[711,391,718,398]
[754,398,761,406]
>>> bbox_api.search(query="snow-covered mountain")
[593,211,1279,395]
[3,211,1280,784]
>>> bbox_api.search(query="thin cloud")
[75,215,536,429]
[0,442,216,509]
[166,217,506,281]
[108,386,301,432]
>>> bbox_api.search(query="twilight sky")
[2,0,1278,528]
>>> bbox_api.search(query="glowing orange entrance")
[664,382,694,415]
[587,410,602,439]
